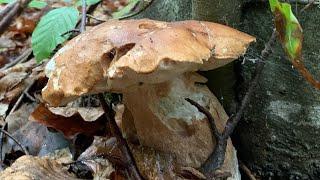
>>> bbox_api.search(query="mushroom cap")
[42,19,255,106]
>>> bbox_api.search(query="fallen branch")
[186,30,278,177]
[0,0,32,36]
[98,94,142,180]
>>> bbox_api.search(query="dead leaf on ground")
[0,60,38,122]
[48,99,104,122]
[29,104,106,138]
[0,155,78,180]
[2,103,70,158]
[78,136,125,167]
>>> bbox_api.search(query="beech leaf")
[31,7,79,63]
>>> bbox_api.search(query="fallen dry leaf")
[29,104,106,138]
[2,103,70,158]
[0,59,38,121]
[0,155,78,180]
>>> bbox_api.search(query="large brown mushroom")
[42,19,255,179]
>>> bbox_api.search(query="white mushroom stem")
[121,73,240,179]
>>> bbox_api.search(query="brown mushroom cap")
[42,19,255,106]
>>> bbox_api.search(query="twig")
[118,0,154,20]
[0,123,7,161]
[8,80,34,116]
[186,30,278,177]
[239,162,256,180]
[0,128,29,156]
[0,48,32,71]
[300,0,316,12]
[0,0,32,36]
[61,29,80,37]
[98,94,142,180]
[86,14,106,23]
[80,0,86,33]
[0,1,17,18]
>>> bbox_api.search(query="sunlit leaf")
[0,0,13,3]
[269,0,302,61]
[75,0,101,7]
[0,0,47,9]
[28,0,47,9]
[112,0,140,19]
[31,7,79,63]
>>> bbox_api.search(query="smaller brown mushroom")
[42,19,255,179]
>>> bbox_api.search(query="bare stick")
[0,128,29,156]
[98,94,142,180]
[186,30,278,177]
[0,0,32,36]
[0,1,17,18]
[80,0,86,33]
[239,162,256,180]
[86,14,106,23]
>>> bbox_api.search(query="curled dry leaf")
[0,60,37,122]
[78,136,125,168]
[42,19,255,106]
[29,104,106,138]
[0,155,78,180]
[2,103,69,157]
[48,96,104,122]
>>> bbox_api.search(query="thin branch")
[300,0,316,12]
[0,128,29,156]
[61,29,80,37]
[0,0,32,36]
[98,94,142,180]
[239,162,256,180]
[185,98,221,139]
[86,14,106,23]
[80,0,86,33]
[0,1,17,18]
[0,48,32,71]
[186,30,278,177]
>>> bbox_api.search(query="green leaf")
[28,0,47,9]
[268,0,303,61]
[31,7,79,63]
[0,0,14,3]
[0,0,47,9]
[112,0,140,19]
[75,0,101,7]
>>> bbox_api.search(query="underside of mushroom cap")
[42,19,255,106]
